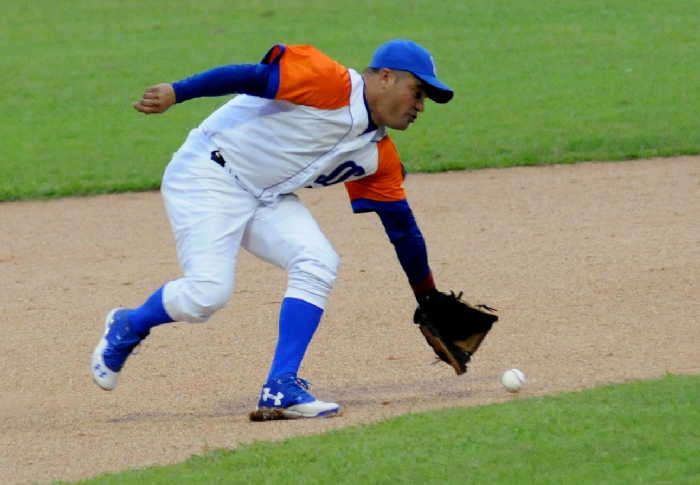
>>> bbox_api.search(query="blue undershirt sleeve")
[366,200,432,286]
[171,63,277,103]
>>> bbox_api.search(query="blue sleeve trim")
[172,63,275,103]
[261,44,287,63]
[261,44,285,99]
[264,62,281,99]
[350,198,410,214]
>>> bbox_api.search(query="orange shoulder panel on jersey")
[345,136,407,202]
[265,45,351,110]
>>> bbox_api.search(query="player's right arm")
[134,61,274,115]
[133,64,268,114]
[133,62,272,114]
[133,44,349,114]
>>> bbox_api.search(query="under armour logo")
[261,387,284,406]
[94,363,107,379]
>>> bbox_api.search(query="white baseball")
[501,368,526,392]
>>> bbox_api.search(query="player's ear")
[378,68,393,86]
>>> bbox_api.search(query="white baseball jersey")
[196,44,406,206]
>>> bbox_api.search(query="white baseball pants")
[160,130,339,323]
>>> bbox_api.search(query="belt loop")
[210,150,225,167]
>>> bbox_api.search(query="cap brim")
[415,74,454,104]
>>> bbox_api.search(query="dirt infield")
[1,158,698,484]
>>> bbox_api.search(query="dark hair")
[363,67,411,78]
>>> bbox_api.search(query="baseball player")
[91,39,455,420]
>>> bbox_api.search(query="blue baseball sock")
[266,297,323,382]
[125,286,174,337]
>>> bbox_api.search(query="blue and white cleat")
[249,373,341,421]
[91,308,147,391]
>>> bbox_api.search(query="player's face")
[375,71,427,130]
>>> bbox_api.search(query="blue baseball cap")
[369,39,453,103]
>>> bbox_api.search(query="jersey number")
[314,161,365,186]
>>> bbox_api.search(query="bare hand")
[133,83,176,114]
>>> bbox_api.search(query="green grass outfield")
[62,375,700,485]
[2,0,700,200]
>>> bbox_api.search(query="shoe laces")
[292,376,310,390]
[107,314,144,353]
[277,374,312,399]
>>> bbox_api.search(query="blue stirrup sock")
[266,297,324,382]
[125,286,174,337]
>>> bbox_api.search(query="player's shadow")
[106,374,499,424]
[106,398,253,424]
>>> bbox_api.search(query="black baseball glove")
[414,289,498,374]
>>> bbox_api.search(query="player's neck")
[362,73,384,128]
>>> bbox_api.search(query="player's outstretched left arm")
[374,202,498,375]
[344,137,497,374]
[373,202,435,296]
[133,83,176,114]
